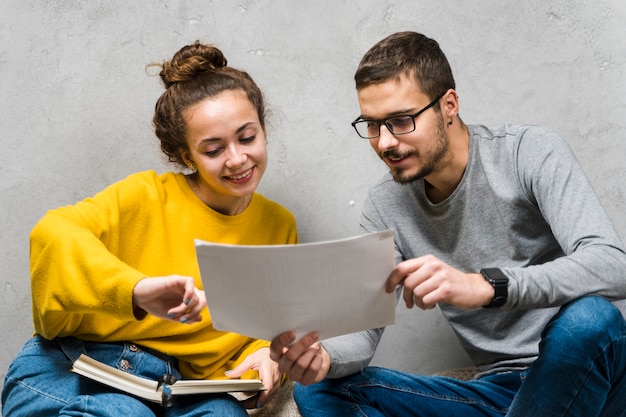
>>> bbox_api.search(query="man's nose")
[377,124,399,150]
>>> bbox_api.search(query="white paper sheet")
[195,230,396,342]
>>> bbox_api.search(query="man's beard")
[381,113,449,184]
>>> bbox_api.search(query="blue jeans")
[2,336,249,417]
[294,296,626,417]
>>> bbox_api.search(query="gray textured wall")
[1,0,625,386]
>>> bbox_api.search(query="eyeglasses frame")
[351,93,445,139]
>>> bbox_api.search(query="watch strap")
[480,268,509,308]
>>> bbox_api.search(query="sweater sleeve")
[30,176,147,339]
[321,328,385,378]
[504,127,626,309]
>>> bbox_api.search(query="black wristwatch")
[480,268,509,308]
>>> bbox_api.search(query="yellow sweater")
[30,170,298,380]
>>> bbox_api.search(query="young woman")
[2,41,298,416]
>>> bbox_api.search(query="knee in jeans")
[551,296,621,344]
[294,381,323,406]
[293,377,350,410]
[294,382,316,411]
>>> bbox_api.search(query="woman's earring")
[188,162,196,172]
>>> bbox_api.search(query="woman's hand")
[132,275,206,324]
[225,347,282,409]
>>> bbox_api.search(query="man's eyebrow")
[359,108,417,120]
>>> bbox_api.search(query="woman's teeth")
[226,168,252,180]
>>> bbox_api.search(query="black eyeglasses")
[351,93,444,139]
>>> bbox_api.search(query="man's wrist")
[480,268,509,308]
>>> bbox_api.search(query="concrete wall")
[1,0,625,386]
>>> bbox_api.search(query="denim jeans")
[2,336,249,417]
[294,296,626,417]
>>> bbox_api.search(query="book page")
[72,354,161,402]
[171,379,264,394]
[196,230,396,341]
[71,354,265,404]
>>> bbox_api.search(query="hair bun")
[159,41,228,88]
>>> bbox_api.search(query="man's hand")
[386,255,493,310]
[132,275,206,324]
[270,331,331,386]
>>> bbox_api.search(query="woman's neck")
[185,174,252,215]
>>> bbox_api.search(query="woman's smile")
[224,166,255,184]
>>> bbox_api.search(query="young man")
[270,31,626,416]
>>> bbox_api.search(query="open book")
[71,354,265,406]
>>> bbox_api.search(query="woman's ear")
[181,150,191,165]
[181,151,196,171]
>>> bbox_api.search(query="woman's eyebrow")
[197,122,257,144]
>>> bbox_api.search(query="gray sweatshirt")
[323,124,626,378]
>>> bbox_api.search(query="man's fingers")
[282,332,319,363]
[270,331,296,360]
[386,268,405,292]
[403,287,416,308]
[270,331,320,379]
[300,351,324,385]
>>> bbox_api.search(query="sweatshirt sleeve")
[321,327,385,378]
[30,177,147,339]
[504,127,626,309]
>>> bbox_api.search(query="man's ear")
[441,89,460,123]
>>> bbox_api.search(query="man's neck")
[424,123,470,203]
